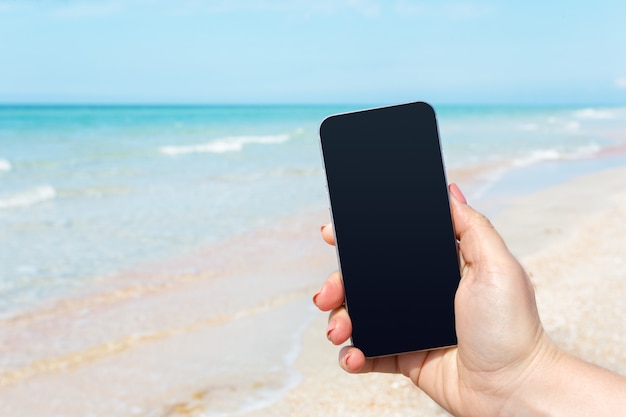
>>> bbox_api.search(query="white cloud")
[616,77,626,89]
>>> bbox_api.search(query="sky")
[0,0,625,104]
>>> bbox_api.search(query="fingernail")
[343,352,352,370]
[326,320,336,340]
[449,183,467,204]
[312,282,326,305]
[312,291,320,305]
[320,224,326,233]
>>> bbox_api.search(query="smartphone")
[319,101,460,358]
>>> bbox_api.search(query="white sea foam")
[544,117,582,133]
[567,142,602,158]
[224,304,316,417]
[0,185,56,210]
[160,134,290,156]
[512,149,562,168]
[513,143,601,168]
[472,143,602,200]
[574,108,616,120]
[0,158,11,172]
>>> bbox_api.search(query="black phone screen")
[319,102,460,358]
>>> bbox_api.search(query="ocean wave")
[0,158,11,172]
[574,108,616,120]
[160,134,290,156]
[512,143,601,168]
[511,149,562,168]
[0,186,56,210]
[471,143,602,200]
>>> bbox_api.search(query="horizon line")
[1,101,624,108]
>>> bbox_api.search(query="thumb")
[448,185,544,383]
[448,184,513,268]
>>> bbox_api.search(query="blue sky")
[1,0,625,104]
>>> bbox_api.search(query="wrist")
[501,335,626,417]
[499,334,565,417]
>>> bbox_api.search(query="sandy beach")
[2,161,626,416]
[230,164,626,417]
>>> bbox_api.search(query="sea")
[1,103,626,415]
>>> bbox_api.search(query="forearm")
[502,346,626,417]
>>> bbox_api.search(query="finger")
[327,306,352,345]
[320,223,335,246]
[312,271,344,311]
[338,346,430,377]
[338,346,368,373]
[449,182,467,204]
[448,183,512,267]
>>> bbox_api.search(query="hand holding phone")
[319,101,460,358]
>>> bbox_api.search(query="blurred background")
[1,1,626,416]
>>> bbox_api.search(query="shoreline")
[449,152,626,219]
[0,209,338,416]
[2,157,626,416]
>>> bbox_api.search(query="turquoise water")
[1,103,625,316]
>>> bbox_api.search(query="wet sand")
[0,211,337,416]
[2,164,626,416]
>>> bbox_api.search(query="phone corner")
[416,101,437,117]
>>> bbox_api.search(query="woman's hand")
[313,184,561,417]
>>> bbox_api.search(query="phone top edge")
[319,100,436,133]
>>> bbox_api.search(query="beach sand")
[0,211,336,416]
[238,164,626,417]
[1,164,626,416]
